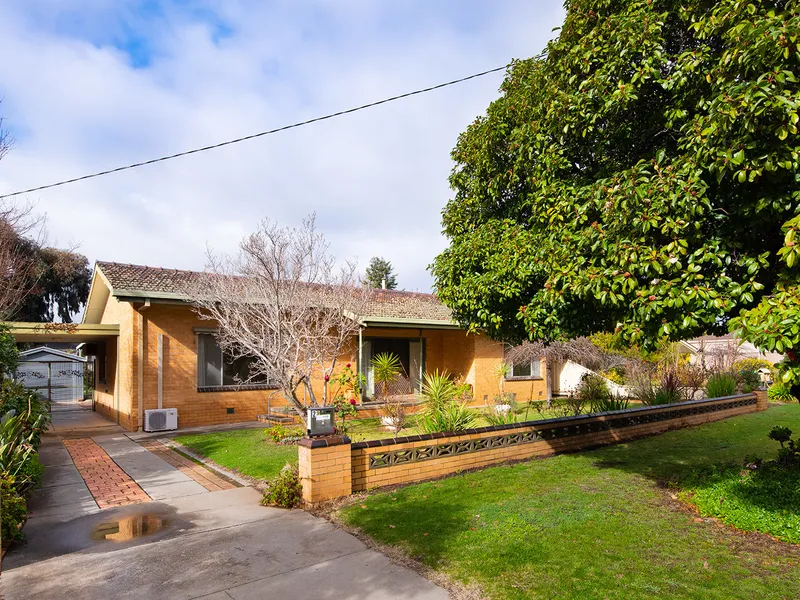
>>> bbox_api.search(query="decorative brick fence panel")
[298,394,762,503]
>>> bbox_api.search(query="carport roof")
[5,322,119,343]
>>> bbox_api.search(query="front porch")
[355,316,499,403]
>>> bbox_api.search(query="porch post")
[114,340,121,424]
[157,333,164,410]
[358,327,363,402]
[418,330,424,393]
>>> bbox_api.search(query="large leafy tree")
[432,0,800,384]
[14,248,91,323]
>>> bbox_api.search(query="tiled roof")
[97,261,203,296]
[96,261,454,323]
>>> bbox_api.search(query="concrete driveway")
[1,409,447,600]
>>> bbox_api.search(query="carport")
[6,322,121,422]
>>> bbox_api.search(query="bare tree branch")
[189,214,370,415]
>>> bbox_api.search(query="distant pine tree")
[365,257,397,290]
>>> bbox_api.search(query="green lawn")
[174,429,298,480]
[338,404,800,600]
[168,400,641,479]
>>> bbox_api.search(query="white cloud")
[0,0,564,292]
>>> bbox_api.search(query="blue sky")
[0,0,564,292]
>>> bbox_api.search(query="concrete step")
[257,413,299,425]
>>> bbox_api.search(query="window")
[510,358,542,379]
[197,333,274,389]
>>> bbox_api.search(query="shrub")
[484,407,518,426]
[0,410,41,481]
[0,380,51,447]
[332,396,358,436]
[630,370,685,405]
[0,325,19,378]
[14,453,44,493]
[677,363,706,399]
[627,371,658,405]
[768,426,799,467]
[264,424,304,443]
[261,464,303,508]
[548,394,588,418]
[381,398,407,435]
[576,373,630,413]
[591,394,630,413]
[768,381,797,403]
[492,392,515,406]
[737,368,761,393]
[732,358,773,376]
[418,399,476,434]
[577,373,611,406]
[600,368,625,385]
[706,373,737,398]
[1,475,27,547]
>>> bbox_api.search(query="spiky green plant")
[706,373,737,399]
[418,370,476,433]
[371,352,401,400]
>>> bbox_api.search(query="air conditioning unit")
[144,408,178,432]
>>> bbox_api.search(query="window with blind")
[197,333,275,389]
[509,357,542,379]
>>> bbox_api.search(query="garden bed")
[336,404,800,600]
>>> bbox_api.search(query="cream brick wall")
[297,394,760,503]
[299,441,352,503]
[92,298,534,431]
[350,397,758,493]
[95,299,137,430]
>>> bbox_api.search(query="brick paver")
[139,440,238,492]
[62,438,151,509]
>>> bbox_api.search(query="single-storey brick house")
[82,262,547,431]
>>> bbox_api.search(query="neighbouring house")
[548,360,627,397]
[678,333,783,370]
[52,261,549,431]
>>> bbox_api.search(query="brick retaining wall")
[298,393,763,503]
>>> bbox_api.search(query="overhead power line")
[0,64,509,199]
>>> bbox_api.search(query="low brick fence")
[298,393,766,503]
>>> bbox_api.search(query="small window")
[197,334,273,389]
[509,358,542,379]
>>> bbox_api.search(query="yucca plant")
[418,370,476,433]
[768,381,797,403]
[706,373,737,398]
[420,370,458,411]
[591,393,630,413]
[418,400,476,433]
[371,352,401,400]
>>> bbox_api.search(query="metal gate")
[15,360,93,407]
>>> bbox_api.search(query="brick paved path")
[62,438,151,509]
[139,440,238,492]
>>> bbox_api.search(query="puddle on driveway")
[91,514,168,542]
